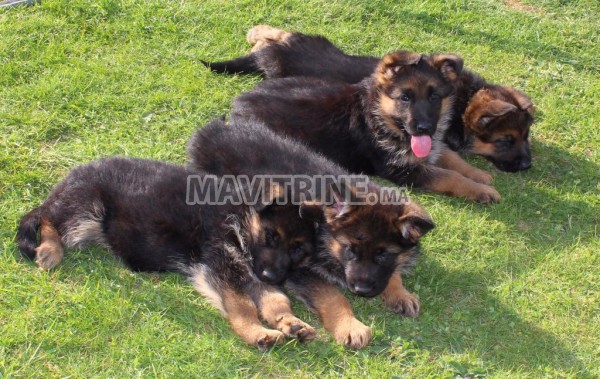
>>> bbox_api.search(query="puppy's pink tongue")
[411,135,432,158]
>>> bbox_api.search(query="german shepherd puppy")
[16,157,316,349]
[188,118,435,348]
[226,50,502,203]
[204,25,535,172]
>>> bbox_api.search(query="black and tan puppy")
[188,119,435,348]
[227,50,501,203]
[16,157,315,349]
[204,25,534,173]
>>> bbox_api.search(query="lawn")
[1,0,598,377]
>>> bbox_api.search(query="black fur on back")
[229,69,448,188]
[204,33,377,84]
[206,30,533,166]
[187,117,349,178]
[187,118,434,298]
[15,157,268,291]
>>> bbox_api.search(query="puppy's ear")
[254,183,286,212]
[509,88,535,115]
[430,53,464,82]
[299,201,325,222]
[476,99,519,129]
[376,51,422,84]
[394,204,434,243]
[320,186,357,223]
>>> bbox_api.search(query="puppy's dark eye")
[374,249,393,265]
[399,94,411,102]
[289,242,306,263]
[265,229,280,248]
[429,93,441,102]
[493,136,516,150]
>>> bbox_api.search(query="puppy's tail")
[201,54,262,75]
[16,206,43,261]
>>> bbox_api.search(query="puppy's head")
[463,86,535,172]
[247,186,315,285]
[373,51,463,159]
[302,184,434,297]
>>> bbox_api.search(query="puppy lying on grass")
[17,157,315,349]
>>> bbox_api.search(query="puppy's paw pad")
[246,25,288,45]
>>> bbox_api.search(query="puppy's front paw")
[471,184,501,204]
[382,289,420,317]
[468,168,493,185]
[255,329,285,351]
[276,315,316,343]
[332,317,372,349]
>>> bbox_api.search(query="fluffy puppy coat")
[188,119,435,348]
[205,25,534,173]
[17,157,315,349]
[228,50,501,203]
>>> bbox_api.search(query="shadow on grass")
[134,258,592,376]
[359,141,596,375]
[9,241,592,376]
[480,137,598,250]
[359,257,593,377]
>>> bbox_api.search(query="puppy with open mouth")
[228,50,501,203]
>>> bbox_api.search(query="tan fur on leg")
[423,166,501,204]
[35,219,64,270]
[253,284,316,342]
[380,272,420,317]
[437,148,493,184]
[222,288,285,350]
[247,25,292,52]
[309,283,371,348]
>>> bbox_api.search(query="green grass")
[1,0,598,377]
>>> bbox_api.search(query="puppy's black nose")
[416,123,434,134]
[352,283,375,296]
[519,159,532,171]
[261,269,280,283]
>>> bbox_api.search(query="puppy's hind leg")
[246,25,292,52]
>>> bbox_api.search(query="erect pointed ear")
[331,189,352,218]
[477,99,519,129]
[320,186,357,223]
[509,88,535,115]
[394,204,435,243]
[254,183,286,212]
[376,50,422,84]
[298,201,325,222]
[430,53,464,82]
